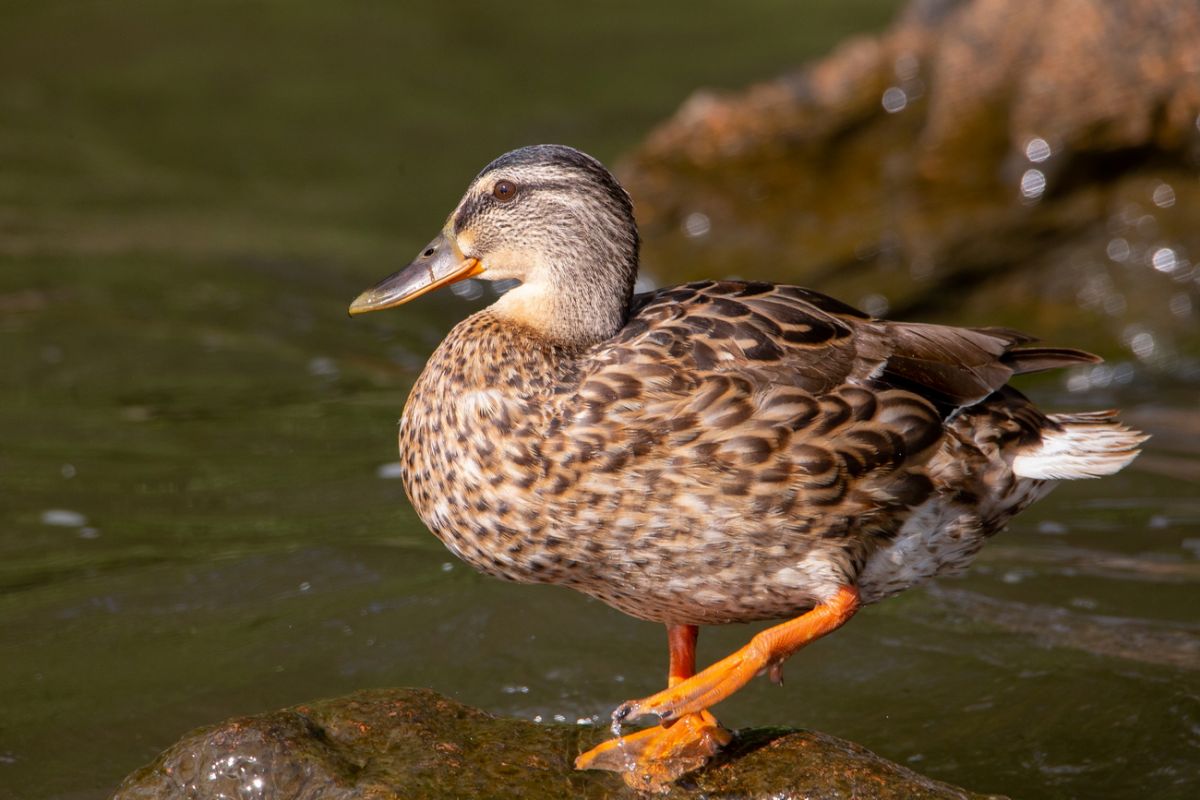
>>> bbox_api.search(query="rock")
[620,0,1200,369]
[111,688,1004,799]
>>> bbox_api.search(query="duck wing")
[554,280,1098,505]
[554,281,940,521]
[575,279,1096,426]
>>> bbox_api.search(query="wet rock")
[111,688,1004,799]
[620,0,1200,370]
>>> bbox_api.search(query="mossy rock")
[112,687,1005,799]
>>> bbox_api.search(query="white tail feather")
[1012,411,1148,480]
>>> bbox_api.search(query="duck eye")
[492,180,517,202]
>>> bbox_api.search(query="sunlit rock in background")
[620,0,1200,380]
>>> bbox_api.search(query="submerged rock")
[111,688,1004,799]
[621,0,1200,370]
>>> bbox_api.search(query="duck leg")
[575,624,731,789]
[577,586,859,788]
[616,585,860,727]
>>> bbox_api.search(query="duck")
[349,144,1145,791]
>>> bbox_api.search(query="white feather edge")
[1012,415,1148,480]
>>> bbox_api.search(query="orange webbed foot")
[576,590,858,790]
[575,710,731,792]
[616,586,860,727]
[613,649,763,726]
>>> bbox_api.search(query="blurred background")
[1,1,1197,798]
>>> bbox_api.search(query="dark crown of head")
[479,144,601,177]
[477,145,630,209]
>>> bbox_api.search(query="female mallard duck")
[349,144,1144,790]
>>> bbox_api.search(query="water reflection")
[1168,292,1192,318]
[375,462,404,479]
[1151,247,1178,274]
[682,211,711,238]
[1020,168,1046,201]
[1025,137,1051,163]
[449,279,485,301]
[40,509,87,527]
[1064,362,1136,393]
[1152,183,1176,209]
[881,86,908,113]
[926,586,1200,671]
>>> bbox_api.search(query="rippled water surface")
[2,2,1198,798]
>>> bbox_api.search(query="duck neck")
[489,261,636,347]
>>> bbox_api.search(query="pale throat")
[487,275,628,346]
[489,280,557,329]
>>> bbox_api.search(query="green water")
[2,2,1198,798]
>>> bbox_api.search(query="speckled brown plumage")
[352,144,1146,787]
[397,275,1137,625]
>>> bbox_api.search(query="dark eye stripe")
[454,194,488,234]
[452,179,583,234]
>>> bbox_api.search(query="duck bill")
[348,231,484,315]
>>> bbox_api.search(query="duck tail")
[1012,410,1148,480]
[1002,346,1101,375]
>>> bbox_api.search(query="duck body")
[353,144,1144,788]
[399,277,1121,625]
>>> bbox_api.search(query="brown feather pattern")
[397,279,1129,624]
[366,145,1147,631]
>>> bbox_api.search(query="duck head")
[350,144,640,346]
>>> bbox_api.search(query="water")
[2,2,1198,798]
